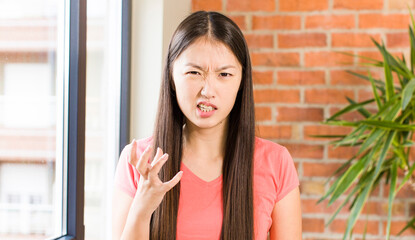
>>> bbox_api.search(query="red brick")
[329,106,378,122]
[304,125,352,141]
[278,33,327,48]
[253,89,300,103]
[302,198,350,214]
[300,180,326,195]
[388,0,415,9]
[359,14,410,29]
[278,71,325,85]
[387,32,410,48]
[332,33,381,48]
[358,89,379,102]
[255,106,272,121]
[252,15,301,30]
[192,0,222,11]
[245,34,273,49]
[330,70,373,86]
[357,51,383,64]
[305,89,355,104]
[385,184,415,198]
[229,15,246,31]
[334,0,383,10]
[330,219,379,235]
[382,220,415,236]
[276,107,324,122]
[256,125,292,139]
[253,71,273,85]
[302,218,325,233]
[303,162,344,176]
[284,143,324,159]
[304,51,353,67]
[362,201,383,215]
[328,145,361,160]
[306,14,355,29]
[410,202,415,216]
[227,0,275,11]
[280,0,328,11]
[380,202,406,216]
[251,52,300,67]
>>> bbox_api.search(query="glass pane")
[0,0,64,239]
[84,0,121,239]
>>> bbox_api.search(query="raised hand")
[128,139,183,218]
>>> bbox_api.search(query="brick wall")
[192,0,415,239]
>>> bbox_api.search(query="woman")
[112,11,301,240]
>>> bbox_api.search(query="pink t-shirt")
[114,136,299,240]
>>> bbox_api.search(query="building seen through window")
[0,0,60,239]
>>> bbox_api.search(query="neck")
[182,119,228,165]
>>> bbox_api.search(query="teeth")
[198,104,214,112]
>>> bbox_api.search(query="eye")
[187,71,200,75]
[220,72,232,77]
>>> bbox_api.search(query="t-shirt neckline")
[180,162,223,186]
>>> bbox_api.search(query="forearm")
[121,211,151,240]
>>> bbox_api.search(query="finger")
[152,147,162,164]
[148,153,169,180]
[137,144,153,179]
[128,139,138,167]
[151,148,166,167]
[162,171,183,192]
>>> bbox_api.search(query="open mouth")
[197,103,217,112]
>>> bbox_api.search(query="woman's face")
[172,37,242,130]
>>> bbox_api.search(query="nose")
[200,74,215,99]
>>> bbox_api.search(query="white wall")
[130,0,191,140]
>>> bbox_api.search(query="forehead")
[174,37,241,68]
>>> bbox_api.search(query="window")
[0,0,131,238]
[0,0,64,238]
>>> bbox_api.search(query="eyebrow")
[185,63,237,71]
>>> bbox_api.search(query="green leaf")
[324,120,359,127]
[398,216,415,236]
[386,160,398,239]
[326,187,359,226]
[403,140,415,146]
[307,134,346,139]
[369,71,382,109]
[357,128,385,156]
[328,155,371,205]
[327,98,374,121]
[343,131,396,240]
[361,120,415,131]
[372,40,395,101]
[345,70,386,94]
[346,97,372,119]
[397,162,415,193]
[331,125,367,148]
[401,78,415,110]
[409,10,415,72]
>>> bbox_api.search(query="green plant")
[311,13,415,240]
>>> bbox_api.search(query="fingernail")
[131,138,135,144]
[145,144,151,152]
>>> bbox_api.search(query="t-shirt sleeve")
[113,143,141,198]
[274,147,300,202]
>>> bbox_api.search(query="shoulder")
[253,136,294,172]
[254,137,288,159]
[119,136,153,161]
